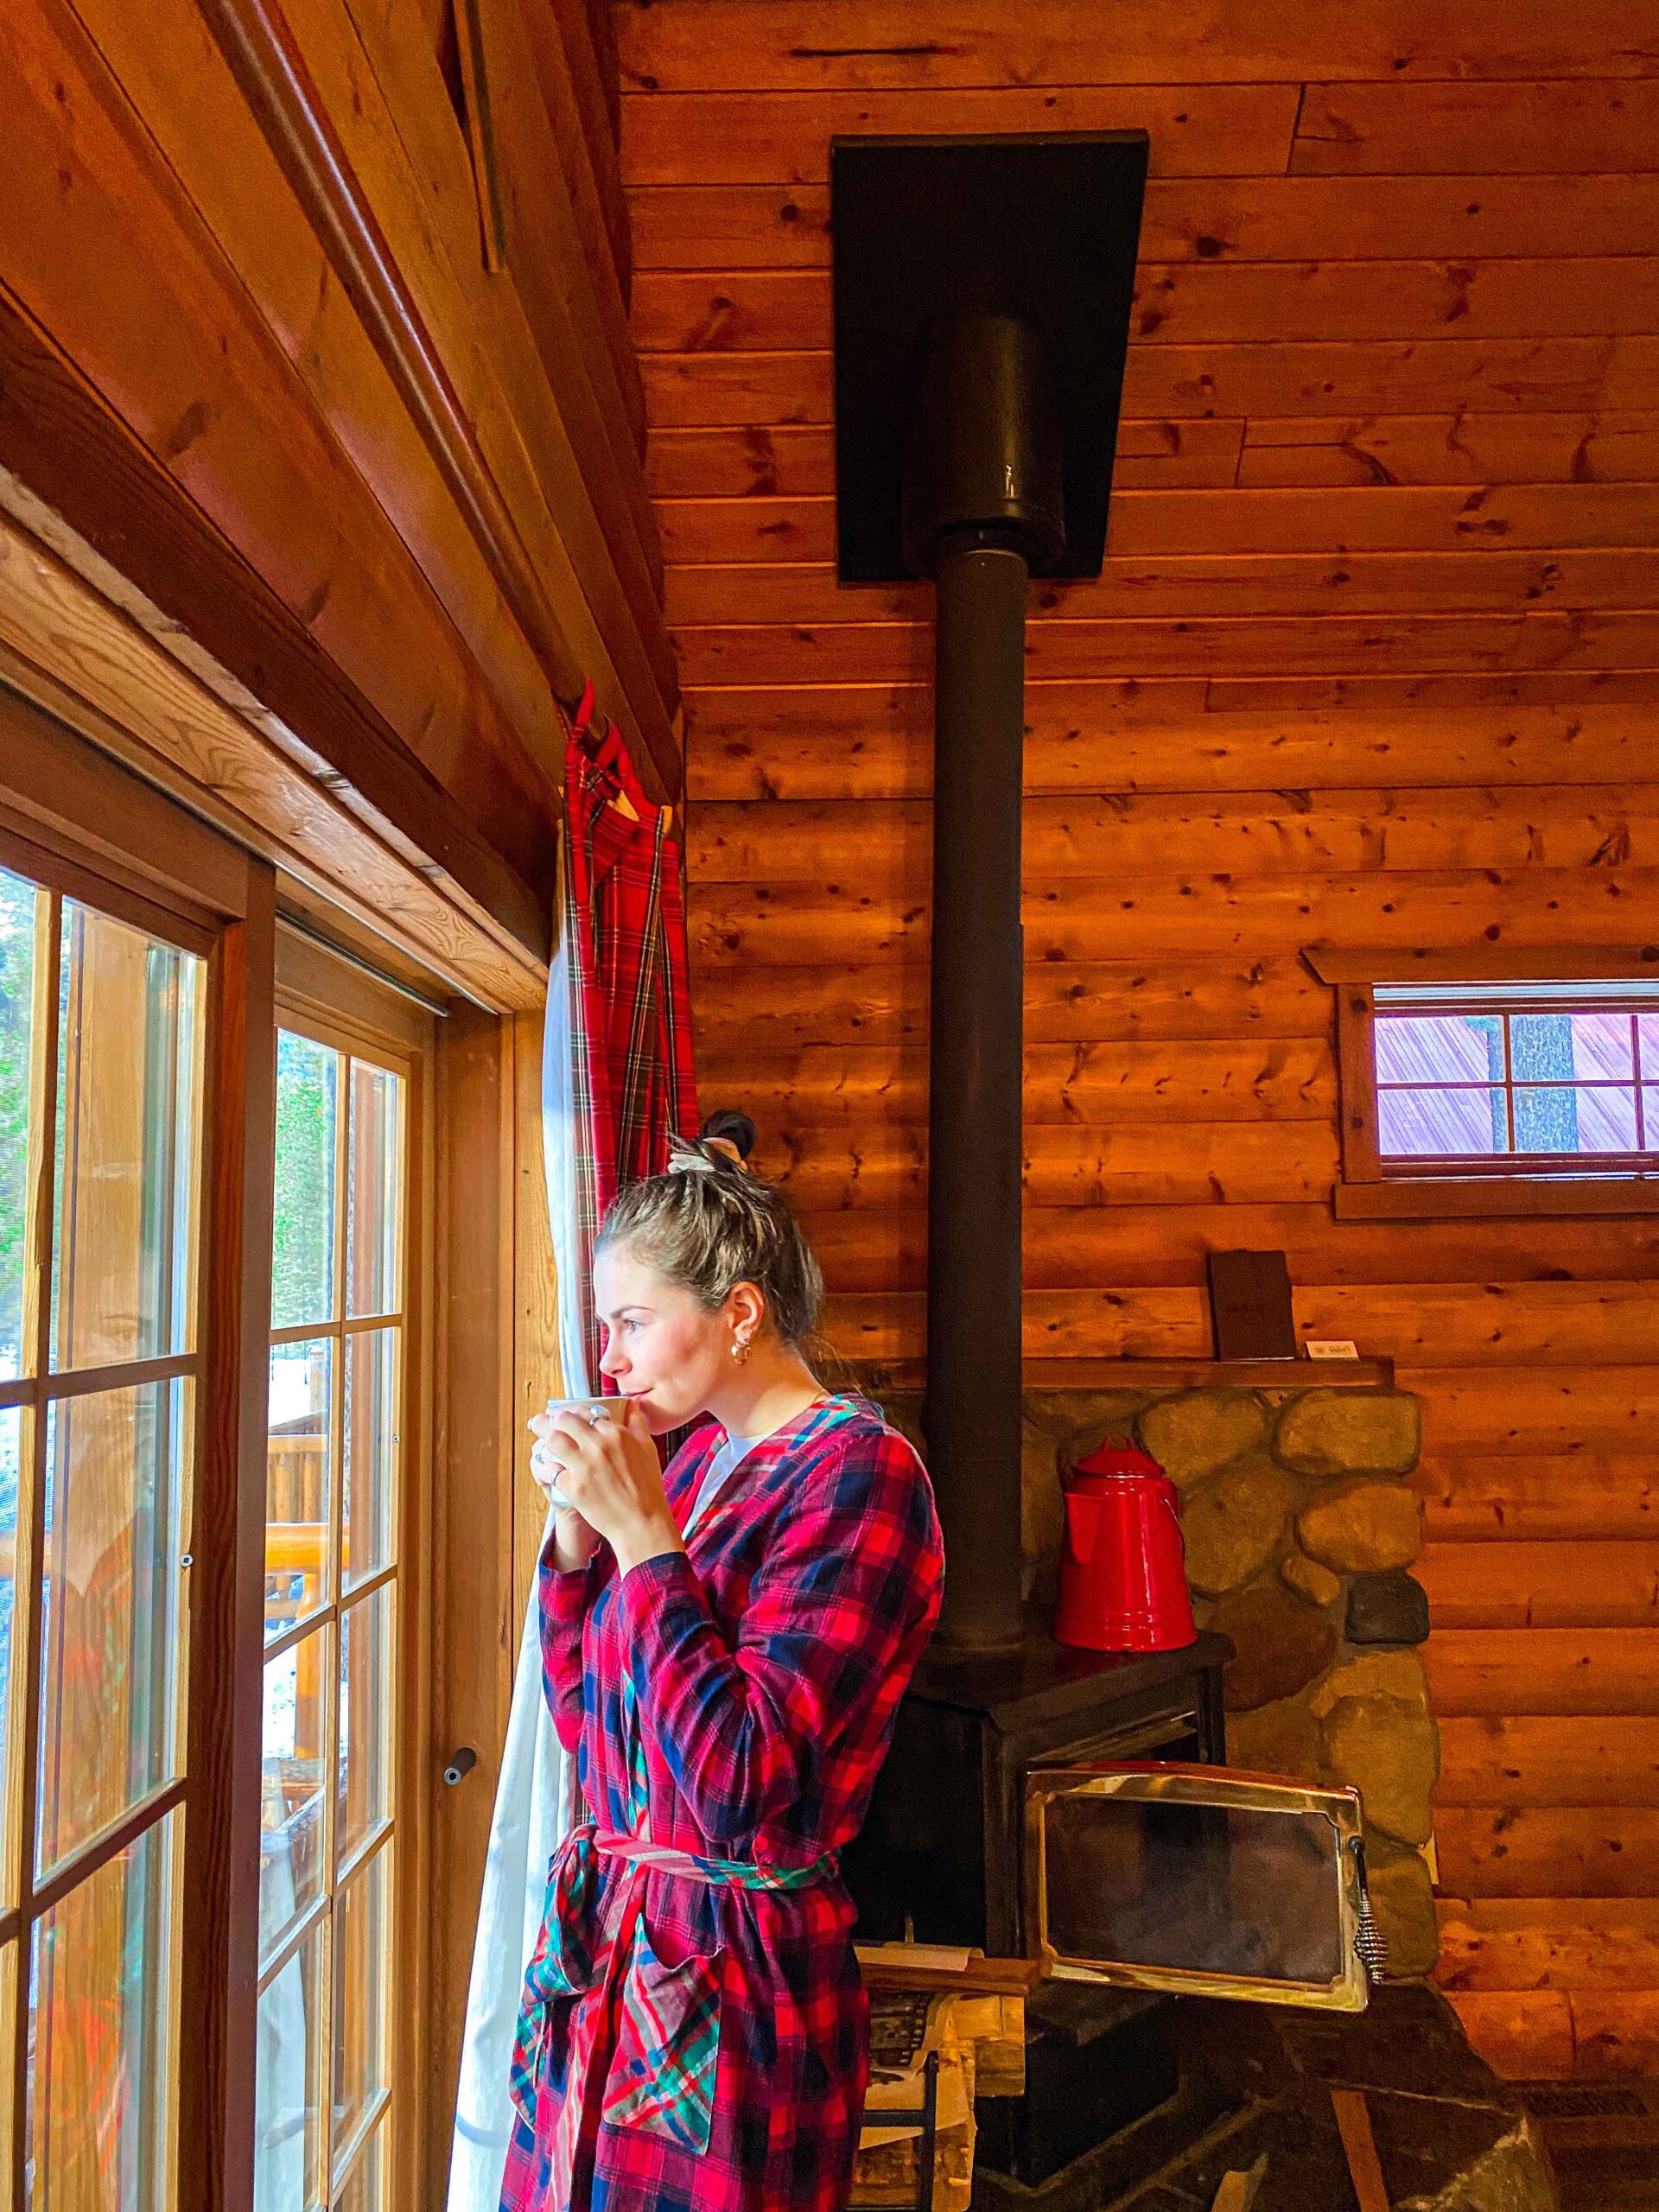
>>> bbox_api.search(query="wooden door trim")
[185,859,277,2212]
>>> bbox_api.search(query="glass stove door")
[1025,1763,1376,2012]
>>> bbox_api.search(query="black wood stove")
[827,140,1380,2193]
[842,1633,1235,2186]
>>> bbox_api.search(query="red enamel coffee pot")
[1054,1435,1198,1653]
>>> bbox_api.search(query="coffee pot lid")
[1071,1434,1166,1481]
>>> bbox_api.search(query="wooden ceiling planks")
[0,0,682,970]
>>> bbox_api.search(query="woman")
[499,1135,944,2212]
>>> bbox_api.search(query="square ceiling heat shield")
[830,133,1149,583]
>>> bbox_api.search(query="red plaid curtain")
[560,682,699,1378]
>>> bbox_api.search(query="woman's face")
[592,1245,734,1433]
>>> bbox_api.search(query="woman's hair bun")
[700,1108,757,1161]
[596,1115,823,1349]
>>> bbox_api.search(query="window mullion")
[1636,1015,1647,1154]
[11,887,60,2208]
[320,1056,352,2193]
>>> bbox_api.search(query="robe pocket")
[602,1926,722,2154]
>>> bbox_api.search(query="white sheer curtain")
[445,891,588,2211]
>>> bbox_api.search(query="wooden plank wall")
[614,0,1659,2077]
[0,0,675,965]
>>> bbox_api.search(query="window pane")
[256,1910,327,2212]
[263,1626,331,1967]
[1374,1013,1500,1084]
[1514,1084,1638,1154]
[338,1587,391,1868]
[273,1033,339,1331]
[0,868,41,1385]
[1378,1087,1508,1158]
[347,1063,402,1319]
[335,2120,385,2212]
[334,1843,390,2171]
[343,1330,398,1592]
[1644,1090,1659,1151]
[29,1808,178,2210]
[1549,1011,1635,1081]
[53,902,202,1371]
[38,1381,190,1875]
[267,1339,333,1643]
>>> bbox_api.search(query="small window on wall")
[1306,949,1659,1219]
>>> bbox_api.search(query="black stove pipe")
[906,311,1064,1651]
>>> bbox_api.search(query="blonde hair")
[594,1134,825,1348]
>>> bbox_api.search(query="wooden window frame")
[0,689,270,2212]
[272,926,437,2212]
[0,683,450,2211]
[1307,945,1659,1221]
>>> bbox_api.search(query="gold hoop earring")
[732,1337,751,1366]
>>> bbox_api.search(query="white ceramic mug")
[531,1395,613,1510]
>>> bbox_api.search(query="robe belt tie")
[511,1822,836,2189]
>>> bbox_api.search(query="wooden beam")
[1421,1538,1659,1628]
[0,277,553,963]
[667,549,1659,625]
[516,0,639,394]
[474,0,662,581]
[670,609,1659,684]
[818,1281,1659,1369]
[641,335,1659,426]
[198,0,668,768]
[1407,1367,1659,1455]
[1419,1455,1659,1543]
[688,866,1659,965]
[315,0,676,792]
[620,83,1303,184]
[656,483,1659,564]
[1438,1805,1659,1898]
[0,491,547,1007]
[695,1037,1338,1125]
[67,0,570,789]
[1427,1626,1659,1715]
[735,1122,1339,1211]
[1294,76,1659,175]
[1438,1721,1659,1808]
[691,792,1659,887]
[798,1204,1659,1296]
[613,2,1659,92]
[684,676,1659,802]
[627,175,1659,270]
[632,259,1659,355]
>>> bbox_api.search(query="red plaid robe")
[499,1396,944,2212]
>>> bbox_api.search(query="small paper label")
[1306,1338,1361,1361]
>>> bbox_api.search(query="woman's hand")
[530,1398,685,1578]
[528,1414,603,1572]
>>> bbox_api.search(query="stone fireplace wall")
[1022,1384,1440,1977]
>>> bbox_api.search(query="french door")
[0,693,436,2209]
[0,842,208,2206]
[256,939,431,2212]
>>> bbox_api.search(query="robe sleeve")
[537,1548,600,1754]
[613,1427,944,1847]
